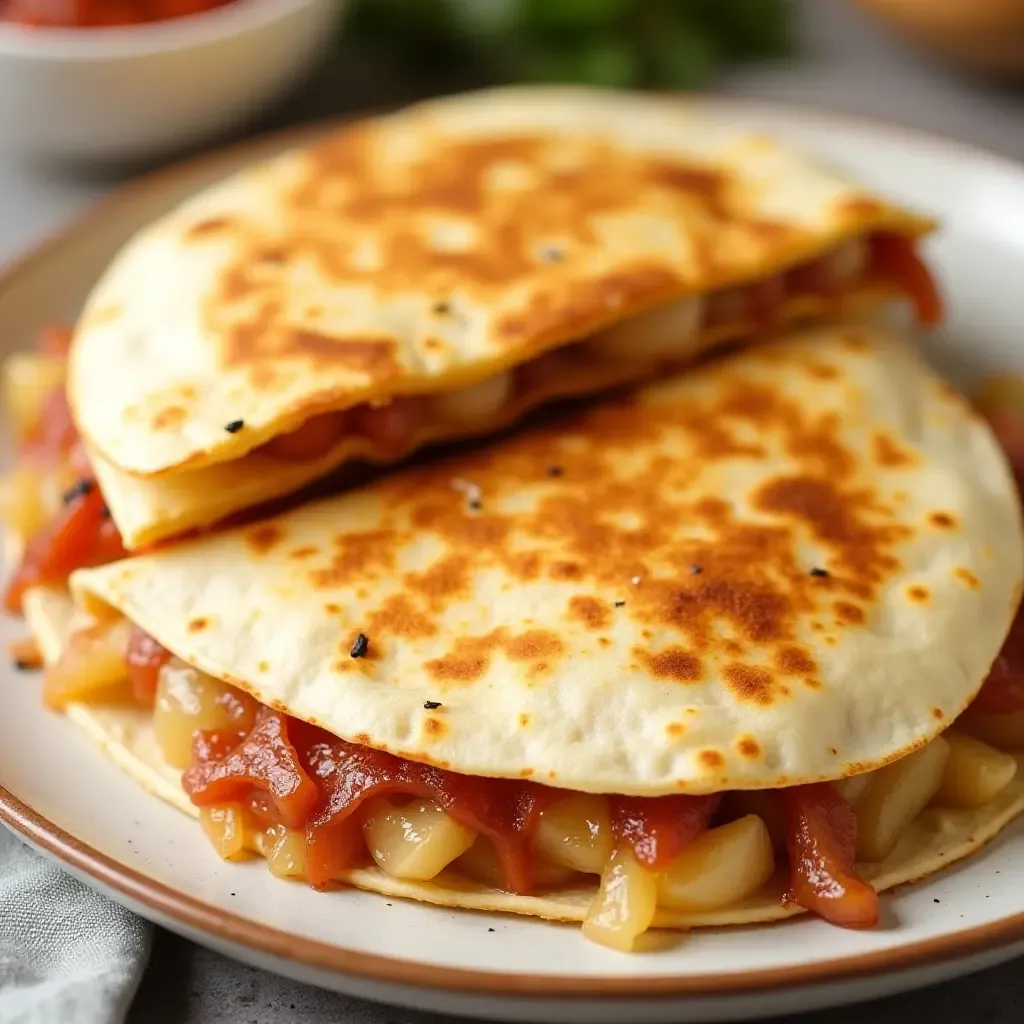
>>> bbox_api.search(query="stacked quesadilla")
[7,88,1024,953]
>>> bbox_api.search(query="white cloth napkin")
[0,825,150,1024]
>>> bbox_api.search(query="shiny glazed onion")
[153,657,256,769]
[587,295,704,362]
[362,798,476,881]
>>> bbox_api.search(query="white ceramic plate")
[2,100,1024,1024]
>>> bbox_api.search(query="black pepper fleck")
[690,564,703,575]
[468,499,482,511]
[62,479,95,504]
[12,659,32,672]
[423,700,442,710]
[224,419,245,434]
[488,928,495,932]
[547,466,564,477]
[933,898,940,904]
[433,300,450,315]
[99,504,112,519]
[540,245,564,263]
[350,633,370,659]
[810,567,830,578]
[614,600,626,608]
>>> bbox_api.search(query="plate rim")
[4,93,1024,1001]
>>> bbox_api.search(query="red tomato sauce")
[1,0,235,28]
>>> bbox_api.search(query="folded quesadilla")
[3,87,940,609]
[24,323,1024,951]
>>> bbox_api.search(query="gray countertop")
[4,2,1024,1021]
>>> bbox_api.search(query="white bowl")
[0,0,343,164]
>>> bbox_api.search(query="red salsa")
[1,0,236,28]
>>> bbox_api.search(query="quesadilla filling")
[1,230,939,608]
[40,610,1023,952]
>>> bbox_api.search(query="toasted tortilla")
[69,85,932,549]
[67,323,1023,796]
[22,585,1024,931]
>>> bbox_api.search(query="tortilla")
[67,322,1023,797]
[68,85,934,549]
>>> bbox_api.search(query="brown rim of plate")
[3,95,1024,999]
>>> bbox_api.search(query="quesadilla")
[25,323,1024,951]
[2,86,940,609]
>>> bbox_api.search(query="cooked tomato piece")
[259,411,351,462]
[18,385,78,465]
[349,397,426,457]
[125,626,171,706]
[782,783,879,929]
[610,794,720,871]
[871,232,943,327]
[184,708,318,829]
[5,483,126,613]
[192,728,247,766]
[302,735,543,892]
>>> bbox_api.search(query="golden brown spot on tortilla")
[519,768,535,778]
[908,585,930,604]
[834,601,865,625]
[929,511,957,530]
[187,617,209,634]
[187,216,234,239]
[246,524,284,555]
[723,664,782,706]
[151,405,186,430]
[353,732,371,745]
[666,723,686,738]
[950,567,978,590]
[309,528,401,587]
[699,749,725,769]
[404,554,471,611]
[737,736,761,759]
[872,431,915,468]
[841,331,871,353]
[637,646,702,682]
[423,716,447,739]
[290,546,319,560]
[366,594,436,641]
[568,595,610,631]
[527,660,552,681]
[932,707,945,721]
[425,628,561,683]
[550,560,582,581]
[518,714,530,728]
[597,637,612,649]
[775,645,816,675]
[805,361,839,381]
[506,630,562,661]
[324,602,342,615]
[258,660,269,673]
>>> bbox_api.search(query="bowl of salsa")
[0,0,342,163]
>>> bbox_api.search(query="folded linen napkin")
[0,824,150,1024]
